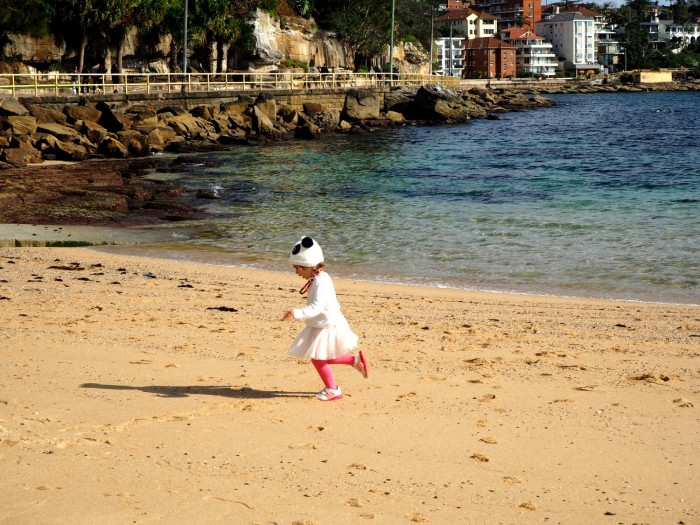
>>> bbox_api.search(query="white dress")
[288,271,359,360]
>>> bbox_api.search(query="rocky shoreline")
[0,84,562,226]
[7,79,696,227]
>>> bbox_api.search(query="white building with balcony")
[499,27,558,77]
[435,9,499,40]
[436,37,466,76]
[642,10,700,49]
[536,11,601,73]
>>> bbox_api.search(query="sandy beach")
[1,246,698,524]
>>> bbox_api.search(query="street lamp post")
[182,0,188,93]
[429,2,434,76]
[389,0,396,82]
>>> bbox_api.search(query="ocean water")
[109,91,700,305]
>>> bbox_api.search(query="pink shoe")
[316,386,343,401]
[353,351,369,379]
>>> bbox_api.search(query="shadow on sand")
[81,383,313,399]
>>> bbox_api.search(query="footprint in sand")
[673,398,694,408]
[479,436,498,445]
[470,453,489,462]
[503,475,521,484]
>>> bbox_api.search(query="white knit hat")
[289,236,324,267]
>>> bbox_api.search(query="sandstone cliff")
[1,9,426,76]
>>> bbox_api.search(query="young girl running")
[282,236,369,401]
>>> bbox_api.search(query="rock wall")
[3,10,425,75]
[248,10,354,71]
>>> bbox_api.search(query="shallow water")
[105,91,700,305]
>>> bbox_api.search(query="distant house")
[641,9,700,48]
[436,38,466,76]
[435,8,499,76]
[536,11,601,75]
[542,5,622,73]
[463,37,517,79]
[499,27,558,77]
[472,0,542,31]
[435,9,499,40]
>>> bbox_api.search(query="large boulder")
[312,109,341,131]
[25,104,68,125]
[163,114,216,139]
[221,101,253,130]
[124,104,158,125]
[343,89,381,121]
[117,130,150,156]
[384,86,418,112]
[412,84,486,122]
[0,98,29,117]
[254,93,277,123]
[6,115,38,136]
[98,136,129,158]
[251,105,277,136]
[36,122,83,142]
[63,104,102,124]
[1,137,42,167]
[190,105,217,121]
[52,139,90,161]
[157,105,188,117]
[81,120,108,144]
[96,101,132,132]
[146,126,178,149]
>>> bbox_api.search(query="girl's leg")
[311,359,338,389]
[311,353,368,387]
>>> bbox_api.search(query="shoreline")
[1,222,696,306]
[1,246,698,524]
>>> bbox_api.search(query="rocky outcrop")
[0,86,558,169]
[0,85,558,225]
[0,158,205,225]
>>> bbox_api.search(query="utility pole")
[429,2,434,75]
[182,0,188,93]
[389,0,396,82]
[449,23,453,76]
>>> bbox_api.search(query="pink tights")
[311,355,355,389]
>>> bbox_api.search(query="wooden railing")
[0,71,464,98]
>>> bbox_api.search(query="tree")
[0,0,51,55]
[325,0,392,69]
[623,20,650,68]
[50,0,108,73]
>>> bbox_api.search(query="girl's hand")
[282,309,294,321]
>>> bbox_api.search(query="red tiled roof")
[465,37,517,50]
[436,8,495,21]
[500,27,544,40]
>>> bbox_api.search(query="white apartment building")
[536,12,600,73]
[642,10,700,48]
[542,6,622,73]
[436,38,465,76]
[499,27,558,77]
[435,9,499,40]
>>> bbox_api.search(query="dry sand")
[1,247,698,525]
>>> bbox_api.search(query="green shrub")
[279,59,309,72]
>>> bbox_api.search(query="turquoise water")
[112,91,699,304]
